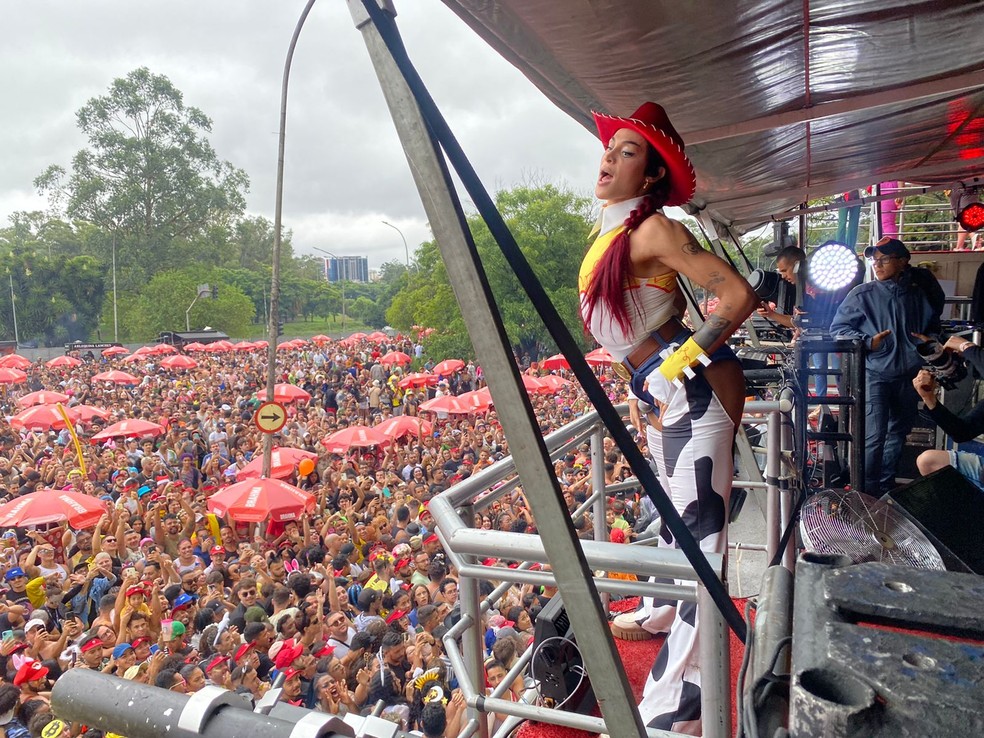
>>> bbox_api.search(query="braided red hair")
[582,195,663,335]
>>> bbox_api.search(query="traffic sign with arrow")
[254,401,287,434]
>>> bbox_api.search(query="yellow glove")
[658,337,710,385]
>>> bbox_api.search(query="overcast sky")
[2,0,604,270]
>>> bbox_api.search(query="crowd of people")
[0,334,650,738]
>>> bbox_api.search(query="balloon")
[298,458,315,477]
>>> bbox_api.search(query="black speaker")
[529,596,596,713]
[883,466,984,574]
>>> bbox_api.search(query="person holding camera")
[913,336,984,489]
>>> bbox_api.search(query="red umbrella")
[233,342,256,352]
[204,340,235,353]
[102,346,129,357]
[455,388,494,413]
[276,341,296,352]
[375,415,433,442]
[419,395,465,415]
[0,355,31,369]
[206,478,315,523]
[432,359,465,375]
[312,334,331,344]
[520,375,546,394]
[538,375,573,393]
[399,372,438,389]
[184,342,207,351]
[16,390,70,408]
[73,405,111,424]
[347,332,368,341]
[252,340,269,349]
[0,489,107,529]
[92,370,140,384]
[150,344,177,355]
[90,418,165,441]
[368,331,389,343]
[380,351,412,366]
[237,447,318,480]
[0,368,27,385]
[121,354,145,364]
[585,348,615,366]
[273,383,311,403]
[45,356,82,369]
[321,425,388,454]
[160,355,198,370]
[132,346,155,356]
[540,354,570,371]
[9,405,79,431]
[289,338,308,348]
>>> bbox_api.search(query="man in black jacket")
[913,336,984,490]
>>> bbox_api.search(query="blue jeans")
[865,373,918,494]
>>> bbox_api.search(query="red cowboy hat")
[592,102,696,207]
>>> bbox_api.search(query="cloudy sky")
[2,1,603,270]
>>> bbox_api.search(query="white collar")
[598,197,646,237]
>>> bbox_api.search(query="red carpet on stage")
[515,598,749,738]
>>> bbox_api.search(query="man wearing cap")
[831,237,945,493]
[78,635,105,669]
[13,659,50,700]
[2,568,31,612]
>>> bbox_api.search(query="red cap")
[126,585,147,597]
[274,641,304,670]
[132,636,151,648]
[205,655,230,673]
[314,644,336,658]
[80,637,103,653]
[234,642,255,661]
[385,609,408,625]
[424,534,439,545]
[14,660,49,686]
[281,667,302,682]
[210,546,226,556]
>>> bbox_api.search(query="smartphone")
[161,619,174,642]
[1,630,13,643]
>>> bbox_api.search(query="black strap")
[362,0,746,642]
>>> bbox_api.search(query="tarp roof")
[440,0,984,228]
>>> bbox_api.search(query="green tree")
[123,269,255,341]
[35,67,249,286]
[386,183,594,359]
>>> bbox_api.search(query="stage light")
[747,269,781,301]
[808,241,860,292]
[958,202,984,232]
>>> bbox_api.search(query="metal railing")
[430,398,795,738]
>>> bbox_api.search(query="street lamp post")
[381,220,410,271]
[313,246,345,329]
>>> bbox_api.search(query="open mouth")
[598,169,613,184]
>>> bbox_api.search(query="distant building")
[323,255,369,283]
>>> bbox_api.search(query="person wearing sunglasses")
[831,236,945,493]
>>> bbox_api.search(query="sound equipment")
[530,596,596,713]
[883,466,984,574]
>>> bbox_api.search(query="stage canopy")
[440,0,984,228]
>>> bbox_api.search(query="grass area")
[242,318,376,341]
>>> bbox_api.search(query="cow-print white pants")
[634,370,734,735]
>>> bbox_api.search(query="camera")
[917,339,967,390]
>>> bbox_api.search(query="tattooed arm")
[630,215,757,353]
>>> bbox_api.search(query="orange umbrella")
[380,351,412,366]
[540,354,570,371]
[0,368,27,384]
[399,372,438,389]
[0,354,31,369]
[10,405,80,431]
[376,415,433,442]
[0,489,107,529]
[237,447,318,480]
[432,359,465,375]
[92,370,140,384]
[16,390,70,408]
[102,346,129,357]
[90,419,165,440]
[585,348,615,366]
[538,375,573,393]
[46,356,82,369]
[322,425,388,454]
[272,383,311,403]
[160,355,198,370]
[455,388,494,413]
[419,395,465,414]
[73,405,111,424]
[206,478,315,523]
